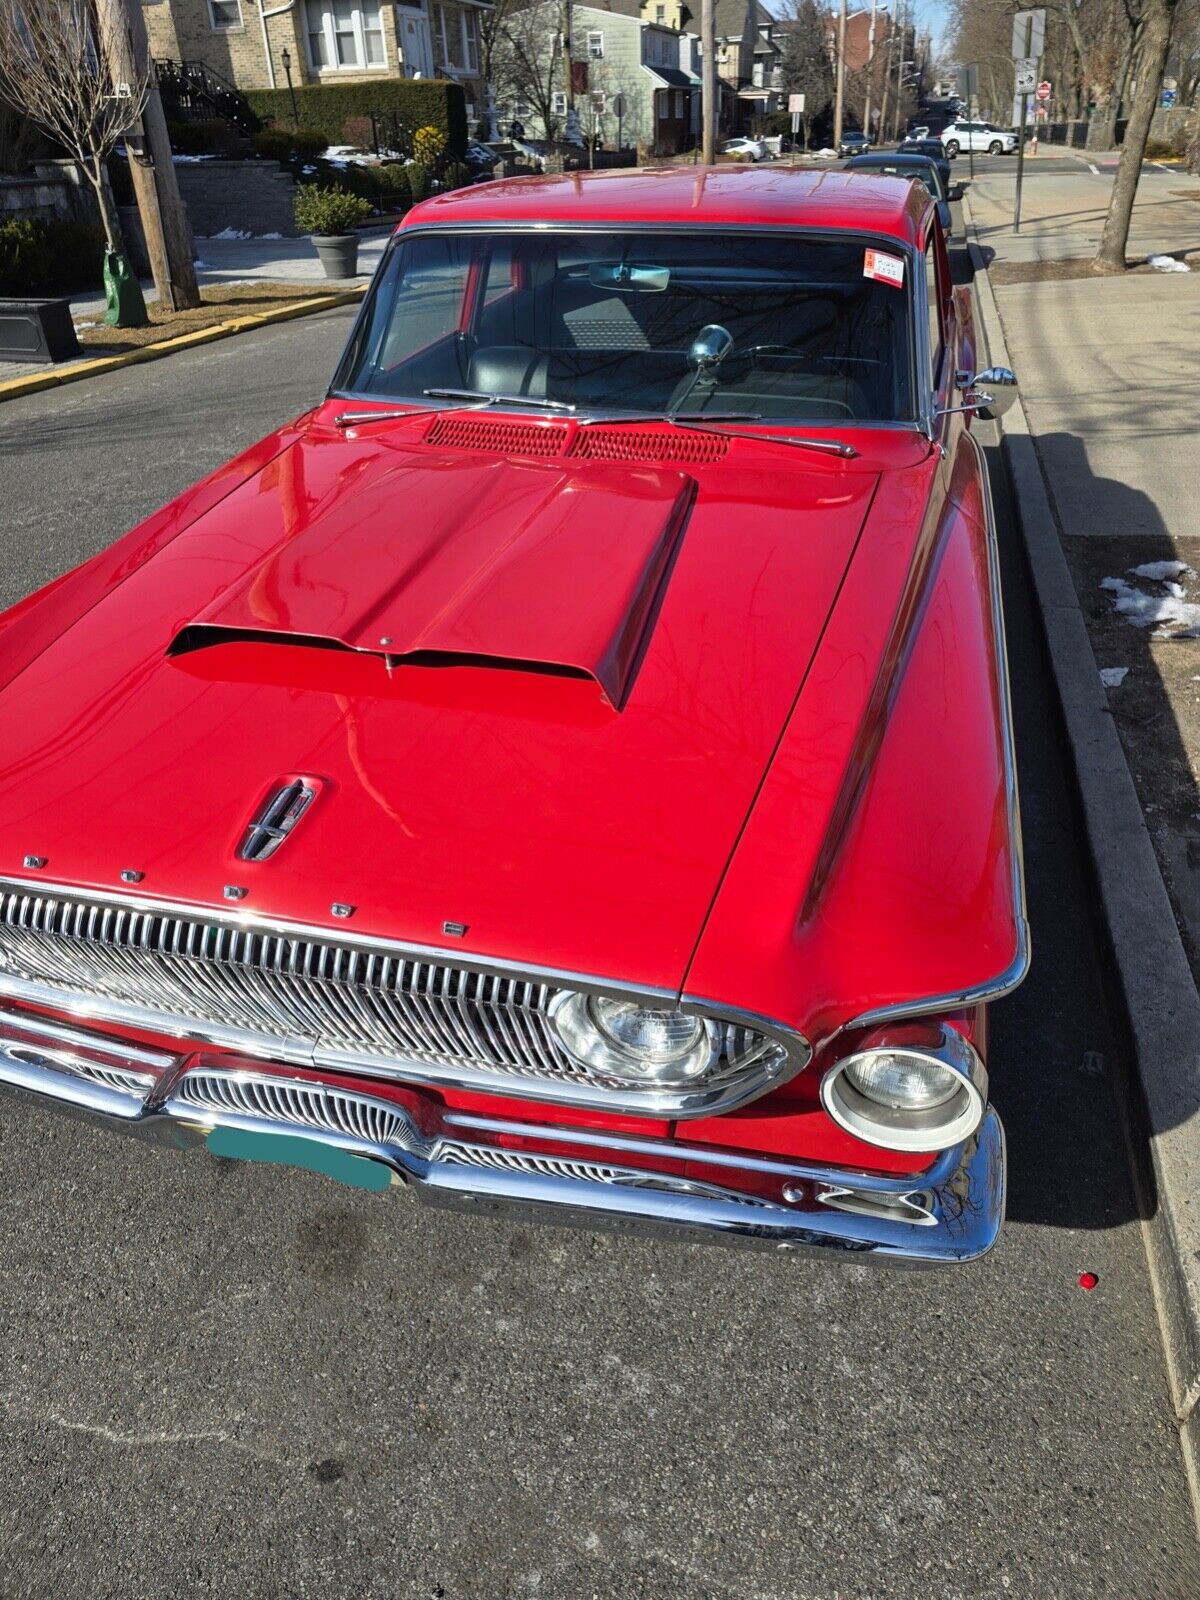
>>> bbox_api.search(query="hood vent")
[424,415,570,456]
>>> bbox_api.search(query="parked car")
[837,129,872,157]
[905,124,931,140]
[843,151,956,237]
[895,138,954,193]
[721,136,768,161]
[0,167,1024,1264]
[941,121,1019,156]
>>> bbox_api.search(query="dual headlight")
[820,1023,986,1152]
[550,992,724,1087]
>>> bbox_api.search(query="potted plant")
[294,184,373,279]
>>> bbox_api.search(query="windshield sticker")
[863,249,905,288]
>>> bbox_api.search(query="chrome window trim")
[0,876,810,1118]
[843,425,1030,1034]
[328,220,926,433]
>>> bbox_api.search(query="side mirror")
[939,366,1019,421]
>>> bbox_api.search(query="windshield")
[334,229,918,423]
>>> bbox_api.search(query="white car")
[721,137,768,162]
[940,121,1019,157]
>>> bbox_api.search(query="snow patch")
[1147,254,1190,272]
[172,153,217,164]
[1100,574,1200,637]
[205,227,252,240]
[73,320,98,331]
[1099,667,1129,687]
[1130,559,1193,582]
[259,232,283,240]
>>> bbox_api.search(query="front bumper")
[0,1009,1005,1265]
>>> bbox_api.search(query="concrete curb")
[0,288,366,405]
[964,196,1200,1503]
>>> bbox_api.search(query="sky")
[766,0,953,60]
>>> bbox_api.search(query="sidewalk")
[967,157,1200,262]
[67,226,392,323]
[966,173,1200,1504]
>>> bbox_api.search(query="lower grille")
[0,884,790,1114]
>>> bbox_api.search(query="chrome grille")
[0,887,782,1106]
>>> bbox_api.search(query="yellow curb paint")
[0,288,366,405]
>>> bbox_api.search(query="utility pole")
[878,4,893,145]
[833,0,848,148]
[561,0,575,132]
[97,0,200,312]
[891,0,905,141]
[98,0,200,310]
[701,0,716,164]
[862,0,878,142]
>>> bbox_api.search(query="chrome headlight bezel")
[820,1024,987,1153]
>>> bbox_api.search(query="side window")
[925,237,943,390]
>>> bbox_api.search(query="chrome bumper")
[0,1010,1005,1265]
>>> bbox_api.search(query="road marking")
[1087,161,1100,175]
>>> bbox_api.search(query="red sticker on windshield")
[863,249,905,288]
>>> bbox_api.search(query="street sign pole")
[1014,92,1029,232]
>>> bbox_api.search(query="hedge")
[244,80,467,154]
[0,216,106,296]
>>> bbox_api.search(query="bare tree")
[490,4,564,140]
[0,0,148,254]
[779,0,834,150]
[1096,0,1180,267]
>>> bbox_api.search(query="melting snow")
[1099,667,1129,687]
[1101,573,1200,637]
[1147,254,1191,272]
[1130,559,1193,581]
[206,227,251,240]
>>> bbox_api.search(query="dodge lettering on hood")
[0,167,1025,1263]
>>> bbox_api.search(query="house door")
[396,5,433,76]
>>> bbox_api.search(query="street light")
[281,46,299,129]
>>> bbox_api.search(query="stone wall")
[173,157,300,236]
[0,161,99,227]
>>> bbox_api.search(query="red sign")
[1035,80,1051,101]
[571,60,588,95]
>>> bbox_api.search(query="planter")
[312,233,359,279]
[0,297,81,364]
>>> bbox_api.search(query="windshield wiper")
[334,405,449,428]
[580,412,859,460]
[424,388,577,414]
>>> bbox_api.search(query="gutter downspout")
[257,0,297,91]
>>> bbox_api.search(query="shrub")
[245,80,467,154]
[0,216,105,296]
[254,125,326,161]
[407,163,431,203]
[293,183,374,235]
[1143,136,1178,160]
[374,163,412,209]
[167,119,231,155]
[341,116,374,149]
[413,123,445,166]
[441,159,470,192]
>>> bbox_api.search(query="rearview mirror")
[589,262,670,293]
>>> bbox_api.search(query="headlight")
[820,1025,986,1153]
[550,993,720,1087]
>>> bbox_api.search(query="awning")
[643,66,700,90]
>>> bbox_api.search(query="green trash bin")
[102,251,149,329]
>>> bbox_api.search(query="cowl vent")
[424,415,569,456]
[573,427,728,465]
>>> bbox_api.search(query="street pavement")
[0,304,1197,1598]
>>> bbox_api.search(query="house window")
[306,0,386,69]
[655,3,665,18]
[587,30,603,58]
[752,59,763,87]
[432,2,478,74]
[207,0,242,27]
[590,90,606,113]
[552,90,567,115]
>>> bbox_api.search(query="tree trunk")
[1095,0,1177,269]
[87,157,121,253]
[1088,23,1136,151]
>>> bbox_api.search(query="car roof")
[403,166,929,247]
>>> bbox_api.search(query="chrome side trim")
[844,425,1030,1034]
[0,1011,1004,1264]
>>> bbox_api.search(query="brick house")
[142,0,492,124]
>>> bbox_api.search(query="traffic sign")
[1036,80,1051,102]
[1015,58,1037,95]
[788,93,806,114]
[1161,88,1177,108]
[1012,9,1045,60]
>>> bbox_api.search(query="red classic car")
[0,167,1025,1263]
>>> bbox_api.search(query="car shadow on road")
[983,425,1200,1235]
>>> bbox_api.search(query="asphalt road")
[0,306,1197,1600]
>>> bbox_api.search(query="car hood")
[0,421,891,993]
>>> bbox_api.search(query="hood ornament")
[238,779,319,863]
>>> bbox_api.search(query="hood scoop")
[171,455,694,709]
